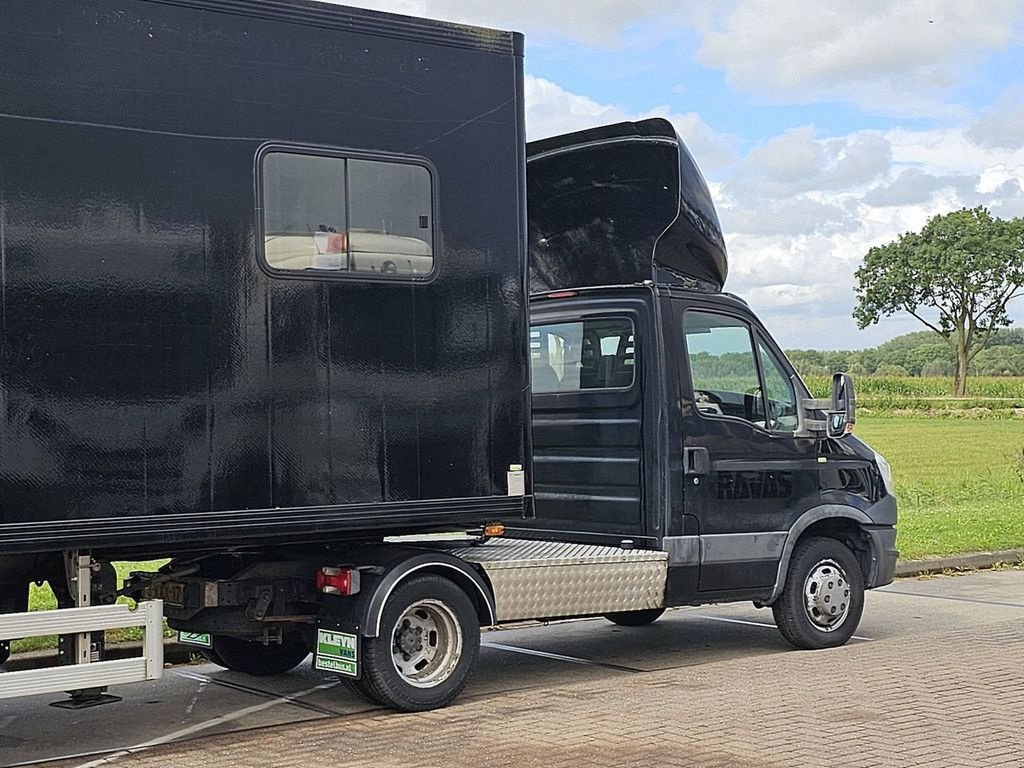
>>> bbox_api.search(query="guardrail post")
[51,551,122,709]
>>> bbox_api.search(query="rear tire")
[359,575,479,712]
[772,536,864,650]
[211,634,310,676]
[340,677,386,707]
[198,645,227,667]
[604,608,665,627]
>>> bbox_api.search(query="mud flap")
[314,621,360,679]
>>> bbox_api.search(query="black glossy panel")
[527,118,727,293]
[532,414,643,534]
[0,0,528,556]
[819,435,886,508]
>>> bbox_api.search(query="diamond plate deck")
[445,539,668,622]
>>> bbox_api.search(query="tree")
[854,207,1024,396]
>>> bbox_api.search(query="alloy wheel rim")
[390,599,463,688]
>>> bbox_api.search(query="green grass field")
[804,375,1024,399]
[804,375,1024,416]
[856,416,1024,560]
[14,561,168,654]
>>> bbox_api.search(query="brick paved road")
[73,611,1024,768]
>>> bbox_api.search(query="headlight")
[874,451,894,497]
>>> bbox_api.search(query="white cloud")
[711,120,1024,347]
[723,198,856,237]
[968,86,1024,150]
[696,1,1024,115]
[862,168,978,207]
[523,76,740,171]
[523,76,625,138]
[732,127,891,199]
[519,78,1024,347]
[329,0,683,44]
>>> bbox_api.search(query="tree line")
[786,328,1024,378]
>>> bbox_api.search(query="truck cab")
[520,119,898,646]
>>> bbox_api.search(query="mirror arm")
[792,374,827,438]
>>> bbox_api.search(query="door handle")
[684,447,710,476]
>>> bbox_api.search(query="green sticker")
[179,631,213,648]
[315,629,358,677]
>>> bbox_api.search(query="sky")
[337,0,1024,350]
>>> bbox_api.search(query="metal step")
[448,539,667,622]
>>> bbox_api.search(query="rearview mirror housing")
[828,372,856,439]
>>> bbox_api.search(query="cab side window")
[684,311,763,423]
[530,318,635,393]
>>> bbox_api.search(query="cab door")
[528,300,650,542]
[673,300,820,593]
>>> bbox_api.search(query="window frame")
[530,313,640,397]
[254,142,440,284]
[754,330,800,434]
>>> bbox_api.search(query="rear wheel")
[197,645,227,667]
[358,575,479,712]
[210,634,310,676]
[604,608,665,627]
[772,536,864,650]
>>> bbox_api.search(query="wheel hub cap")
[803,559,851,632]
[390,599,463,689]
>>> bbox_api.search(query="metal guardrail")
[0,600,164,700]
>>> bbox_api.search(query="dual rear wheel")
[344,575,480,712]
[199,575,479,713]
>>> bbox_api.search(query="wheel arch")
[363,554,496,637]
[765,505,875,605]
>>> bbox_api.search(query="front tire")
[772,536,865,650]
[210,634,310,676]
[359,575,480,712]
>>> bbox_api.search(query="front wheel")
[358,575,480,712]
[772,536,865,650]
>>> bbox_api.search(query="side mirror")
[828,372,856,438]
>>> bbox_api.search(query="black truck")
[0,0,897,713]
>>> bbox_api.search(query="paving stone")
[49,617,1024,768]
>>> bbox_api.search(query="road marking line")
[690,614,873,641]
[174,669,342,716]
[483,642,642,673]
[877,589,1024,609]
[69,679,341,768]
[183,676,207,718]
